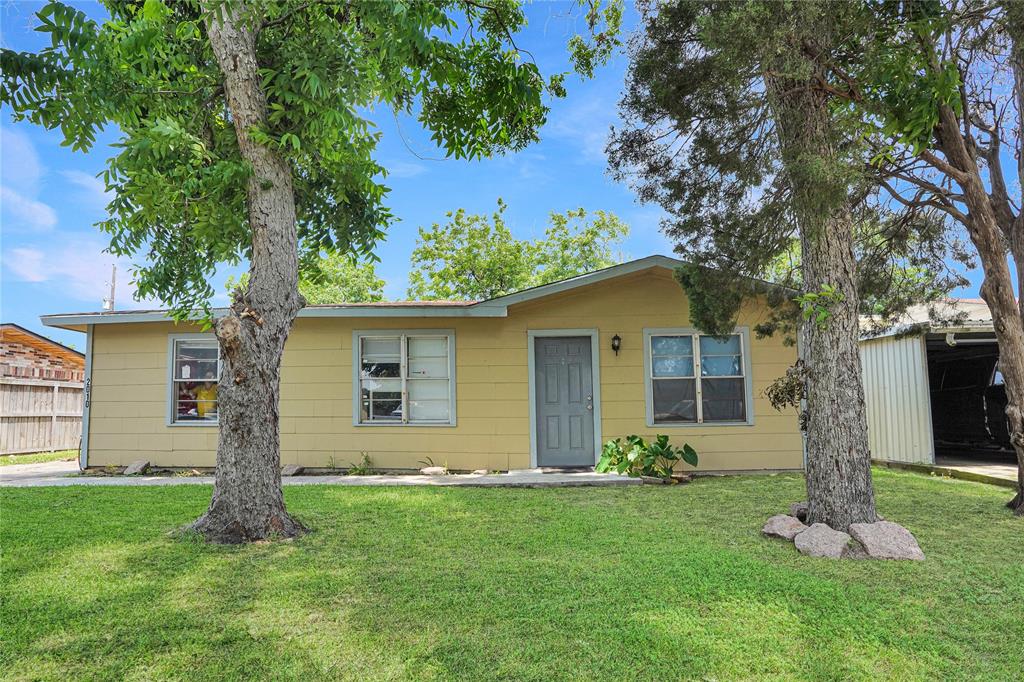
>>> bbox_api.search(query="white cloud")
[61,169,112,211]
[546,90,618,164]
[0,126,43,194]
[1,126,59,232]
[2,235,155,309]
[0,185,57,231]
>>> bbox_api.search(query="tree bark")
[192,0,307,542]
[932,100,1024,514]
[766,47,877,531]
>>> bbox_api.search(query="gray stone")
[281,464,304,476]
[420,466,448,476]
[794,523,852,559]
[122,460,150,476]
[762,514,807,540]
[848,521,925,561]
[789,501,809,522]
[470,469,489,475]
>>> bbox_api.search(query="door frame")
[527,329,603,467]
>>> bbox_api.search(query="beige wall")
[85,268,802,471]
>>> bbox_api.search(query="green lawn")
[0,450,76,467]
[2,469,1022,681]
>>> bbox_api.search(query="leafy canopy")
[608,0,968,337]
[407,198,629,301]
[226,254,385,304]
[0,0,622,317]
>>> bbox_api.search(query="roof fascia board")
[477,255,682,309]
[41,303,508,329]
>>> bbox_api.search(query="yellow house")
[41,256,803,473]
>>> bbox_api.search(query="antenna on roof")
[102,264,116,311]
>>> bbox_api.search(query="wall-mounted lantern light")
[611,334,622,356]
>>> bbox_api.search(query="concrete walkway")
[0,462,639,489]
[934,456,1018,485]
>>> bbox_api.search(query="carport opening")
[925,332,1013,464]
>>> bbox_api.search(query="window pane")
[362,361,401,378]
[408,379,449,401]
[360,378,401,394]
[701,355,741,376]
[408,399,450,422]
[408,337,447,357]
[363,398,403,422]
[408,379,450,422]
[653,356,694,377]
[362,337,400,357]
[174,341,218,381]
[701,377,746,421]
[652,335,693,356]
[175,380,218,421]
[652,378,697,423]
[409,357,448,379]
[699,335,741,355]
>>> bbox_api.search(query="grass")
[0,450,76,467]
[1,468,1022,681]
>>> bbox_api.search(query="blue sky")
[0,1,984,348]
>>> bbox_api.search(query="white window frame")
[167,333,220,427]
[642,327,754,427]
[352,329,457,427]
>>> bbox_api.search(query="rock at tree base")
[123,460,150,476]
[789,501,809,522]
[281,464,304,476]
[762,514,807,540]
[794,523,855,559]
[848,521,925,561]
[420,466,447,476]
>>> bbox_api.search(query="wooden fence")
[0,377,84,455]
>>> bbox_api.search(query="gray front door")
[535,336,595,467]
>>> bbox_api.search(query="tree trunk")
[192,1,307,542]
[932,102,1024,514]
[765,48,877,531]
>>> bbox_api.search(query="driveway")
[0,459,80,485]
[0,462,638,489]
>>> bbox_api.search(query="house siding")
[84,268,802,471]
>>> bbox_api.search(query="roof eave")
[41,303,509,331]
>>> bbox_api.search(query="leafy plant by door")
[595,435,698,479]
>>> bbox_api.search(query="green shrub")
[595,435,698,478]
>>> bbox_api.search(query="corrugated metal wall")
[859,334,934,464]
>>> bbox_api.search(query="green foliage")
[346,452,373,476]
[595,435,697,479]
[1,0,620,318]
[225,254,385,304]
[407,198,629,300]
[764,362,809,430]
[608,1,966,340]
[795,284,845,331]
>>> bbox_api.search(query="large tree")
[610,0,965,529]
[2,0,621,542]
[407,198,629,300]
[840,0,1024,512]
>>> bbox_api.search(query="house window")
[646,330,748,425]
[171,338,219,423]
[356,332,455,425]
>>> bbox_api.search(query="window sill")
[353,422,457,428]
[648,420,754,428]
[167,421,219,427]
